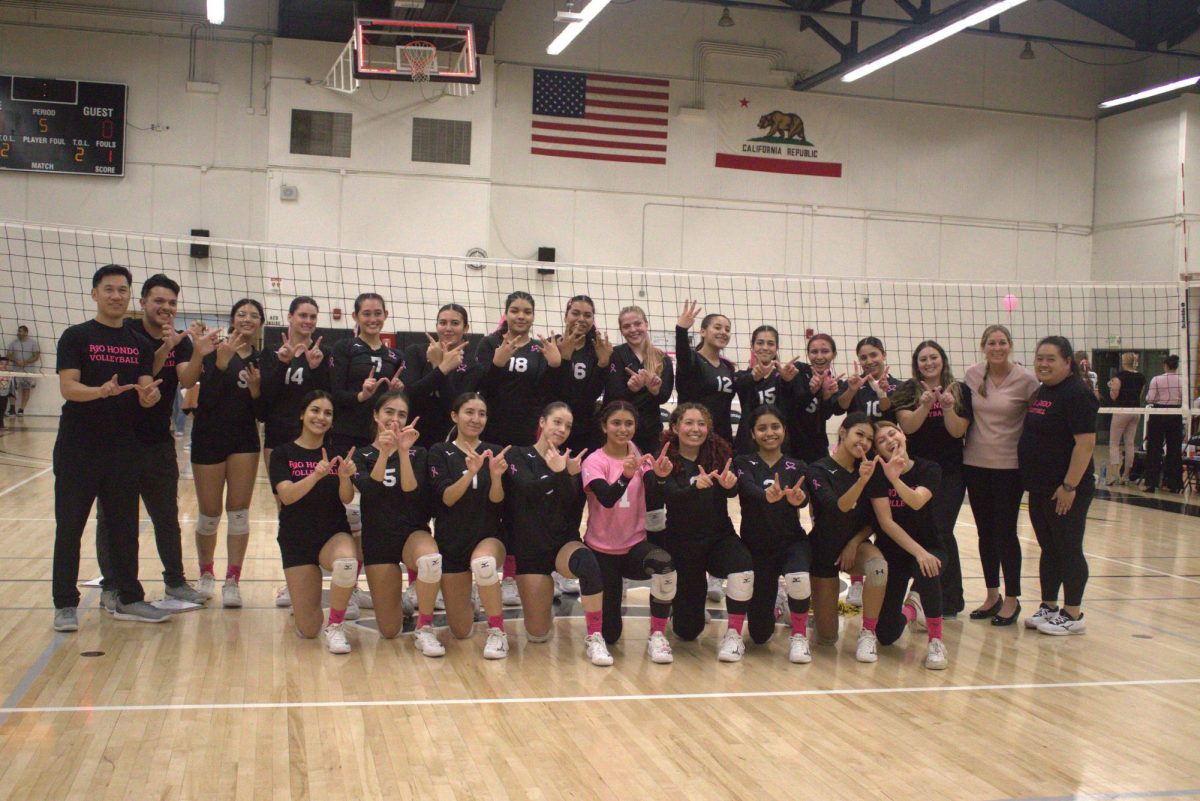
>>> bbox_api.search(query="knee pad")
[785,571,811,600]
[864,557,888,587]
[415,553,442,584]
[196,513,220,537]
[567,548,604,597]
[331,557,358,588]
[471,556,499,587]
[345,504,362,534]
[650,570,677,602]
[643,547,674,577]
[227,509,249,537]
[645,506,666,532]
[724,570,754,602]
[526,629,552,643]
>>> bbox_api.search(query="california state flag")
[713,86,843,177]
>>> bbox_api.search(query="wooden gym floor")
[0,419,1198,801]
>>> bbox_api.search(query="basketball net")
[400,41,437,83]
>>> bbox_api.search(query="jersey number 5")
[382,467,397,488]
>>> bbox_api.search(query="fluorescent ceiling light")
[842,0,1029,83]
[206,0,224,25]
[547,0,611,55]
[1099,75,1200,109]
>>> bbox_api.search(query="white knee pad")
[645,507,667,532]
[345,504,362,534]
[227,509,249,537]
[471,556,499,587]
[331,557,358,588]
[416,553,442,584]
[196,513,220,537]
[650,570,677,601]
[785,572,811,600]
[724,570,754,602]
[864,557,888,587]
[526,629,552,643]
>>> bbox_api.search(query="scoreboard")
[0,75,126,177]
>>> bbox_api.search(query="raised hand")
[821,373,841,399]
[337,447,357,479]
[765,472,785,504]
[488,445,511,479]
[305,336,324,369]
[545,443,567,473]
[882,452,907,482]
[158,326,186,357]
[858,455,878,482]
[386,373,405,392]
[622,452,641,479]
[566,448,588,476]
[867,373,887,398]
[357,365,380,402]
[315,448,334,478]
[784,475,807,507]
[134,378,164,407]
[937,383,956,410]
[243,362,261,394]
[594,329,613,367]
[192,326,219,358]
[808,370,824,394]
[652,442,673,478]
[752,359,777,382]
[558,327,585,361]
[440,340,468,374]
[919,380,938,408]
[396,418,420,450]
[493,333,519,367]
[778,359,799,382]
[425,333,444,368]
[677,299,702,329]
[275,332,295,364]
[715,457,737,490]
[846,369,866,393]
[625,367,645,392]
[464,447,486,476]
[98,373,131,399]
[538,333,562,368]
[377,420,400,455]
[643,368,662,395]
[695,469,715,490]
[216,330,245,366]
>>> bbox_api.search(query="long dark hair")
[289,295,318,314]
[369,389,410,439]
[1036,336,1082,380]
[890,339,965,414]
[228,298,264,334]
[354,293,386,314]
[664,402,732,475]
[565,295,597,344]
[496,291,535,335]
[745,404,788,451]
[446,392,487,442]
[438,302,469,328]
[597,400,637,439]
[298,389,334,423]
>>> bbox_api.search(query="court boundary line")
[0,466,50,498]
[998,790,1200,801]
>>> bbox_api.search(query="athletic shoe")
[414,625,446,658]
[113,600,171,623]
[904,591,927,632]
[483,627,509,659]
[647,631,674,664]
[3,408,12,417]
[788,633,812,664]
[774,583,789,624]
[275,585,292,608]
[15,409,23,417]
[53,607,79,632]
[706,574,724,602]
[1104,475,1120,487]
[197,572,216,600]
[925,638,949,670]
[855,629,878,663]
[717,629,745,662]
[165,583,207,604]
[501,577,521,607]
[845,580,864,608]
[350,586,373,609]
[323,623,352,654]
[585,632,614,666]
[344,601,360,621]
[402,583,418,617]
[554,572,580,595]
[221,580,242,608]
[552,578,562,600]
[1024,603,1059,630]
[1037,611,1087,636]
[435,590,446,611]
[621,579,628,600]
[100,588,119,613]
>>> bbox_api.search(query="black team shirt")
[674,326,736,442]
[806,456,873,549]
[427,442,503,551]
[896,379,973,475]
[474,334,555,447]
[646,455,738,546]
[126,318,193,446]
[260,346,332,445]
[867,457,942,549]
[269,442,350,539]
[56,319,154,450]
[1019,375,1099,494]
[330,337,402,442]
[503,446,582,555]
[733,453,808,551]
[352,445,430,537]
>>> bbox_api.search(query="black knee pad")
[567,547,604,597]
[642,547,674,576]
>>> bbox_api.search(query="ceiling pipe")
[692,40,788,108]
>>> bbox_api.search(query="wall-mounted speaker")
[190,229,210,259]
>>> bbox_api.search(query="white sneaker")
[435,590,446,611]
[501,577,521,607]
[552,578,563,600]
[788,633,812,664]
[1025,603,1059,629]
[275,585,292,608]
[1037,611,1087,636]
[925,638,948,670]
[483,627,509,659]
[585,632,614,666]
[414,625,446,657]
[471,585,482,613]
[402,583,418,617]
[647,631,674,664]
[706,574,725,602]
[774,583,789,624]
[323,623,352,654]
[197,572,216,600]
[554,572,580,595]
[221,580,242,608]
[904,591,927,632]
[344,601,360,621]
[846,580,864,608]
[351,586,373,610]
[855,629,878,663]
[717,629,745,662]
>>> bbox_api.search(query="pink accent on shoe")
[902,604,917,624]
[417,613,434,629]
[225,564,242,582]
[862,617,878,634]
[790,612,808,636]
[650,616,668,635]
[727,613,745,634]
[850,575,864,584]
[487,615,505,632]
[328,608,346,626]
[927,617,943,640]
[585,610,603,636]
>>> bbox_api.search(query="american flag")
[531,69,669,165]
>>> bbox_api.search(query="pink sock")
[199,562,214,576]
[408,568,418,585]
[503,555,517,580]
[727,613,745,634]
[417,613,434,629]
[851,575,863,585]
[902,603,917,624]
[927,617,944,640]
[225,564,241,582]
[862,617,878,633]
[328,608,345,626]
[585,610,603,636]
[650,616,668,635]
[790,612,808,636]
[487,614,505,631]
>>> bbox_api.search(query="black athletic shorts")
[362,527,428,567]
[810,530,857,579]
[191,428,260,466]
[278,528,339,569]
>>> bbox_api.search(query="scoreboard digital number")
[0,75,127,177]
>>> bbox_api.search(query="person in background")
[1141,355,1184,493]
[1106,351,1145,486]
[6,324,41,417]
[0,355,12,428]
[1075,351,1100,400]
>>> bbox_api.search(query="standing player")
[604,306,674,457]
[6,324,41,417]
[261,296,330,468]
[329,293,403,453]
[270,391,360,654]
[674,300,736,443]
[733,325,790,454]
[52,264,167,631]
[553,296,613,456]
[190,298,265,607]
[734,405,812,663]
[95,274,206,607]
[399,303,475,447]
[784,334,844,463]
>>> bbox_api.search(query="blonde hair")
[978,324,1013,399]
[1120,351,1138,370]
[618,305,664,377]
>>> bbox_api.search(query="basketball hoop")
[400,41,438,82]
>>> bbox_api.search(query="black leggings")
[1143,412,1184,491]
[668,532,754,641]
[747,538,812,645]
[877,536,944,646]
[96,440,185,588]
[1028,487,1092,607]
[964,465,1024,596]
[929,469,965,614]
[594,540,675,645]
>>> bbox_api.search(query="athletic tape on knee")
[331,557,358,588]
[195,513,220,537]
[650,570,677,601]
[645,507,667,532]
[567,548,604,597]
[471,556,499,586]
[345,504,362,533]
[525,630,552,643]
[724,570,754,602]
[227,509,250,537]
[864,557,888,587]
[785,571,811,600]
[416,553,442,584]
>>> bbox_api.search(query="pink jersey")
[582,446,650,555]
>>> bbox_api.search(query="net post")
[1183,274,1195,423]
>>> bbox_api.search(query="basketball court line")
[0,466,50,498]
[999,790,1200,801]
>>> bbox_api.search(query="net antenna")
[324,19,480,96]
